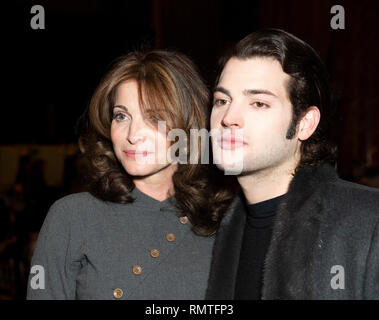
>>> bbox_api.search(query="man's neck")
[238,162,297,205]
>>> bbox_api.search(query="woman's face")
[111,80,175,179]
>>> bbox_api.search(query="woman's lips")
[123,150,154,159]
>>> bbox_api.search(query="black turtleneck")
[234,194,287,300]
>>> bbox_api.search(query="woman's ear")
[298,106,321,141]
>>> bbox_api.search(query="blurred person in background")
[0,154,50,299]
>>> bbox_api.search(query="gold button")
[113,288,123,299]
[179,216,188,224]
[132,265,142,275]
[150,249,160,258]
[166,233,175,242]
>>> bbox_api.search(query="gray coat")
[206,164,379,299]
[27,188,215,299]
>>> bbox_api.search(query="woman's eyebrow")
[113,104,128,112]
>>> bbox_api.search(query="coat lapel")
[262,164,338,299]
[205,194,246,299]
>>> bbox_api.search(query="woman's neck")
[133,164,177,202]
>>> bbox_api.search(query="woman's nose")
[127,120,147,145]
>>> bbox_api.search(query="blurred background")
[1,0,378,299]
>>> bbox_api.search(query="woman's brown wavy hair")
[78,50,220,236]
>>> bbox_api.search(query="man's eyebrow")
[243,89,277,97]
[213,86,232,98]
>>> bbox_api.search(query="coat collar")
[205,193,247,299]
[262,164,338,299]
[206,164,338,300]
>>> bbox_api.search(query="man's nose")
[221,103,244,128]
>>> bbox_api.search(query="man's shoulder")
[329,177,379,199]
[294,164,378,205]
[324,178,379,221]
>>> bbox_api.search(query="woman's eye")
[146,117,159,123]
[112,113,129,122]
[213,99,230,106]
[252,101,269,108]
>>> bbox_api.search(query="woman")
[27,50,218,299]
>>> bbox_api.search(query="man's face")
[210,57,299,176]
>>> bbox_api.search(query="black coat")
[206,164,379,299]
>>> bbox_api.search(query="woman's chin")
[124,163,163,178]
[124,162,175,180]
[125,167,154,177]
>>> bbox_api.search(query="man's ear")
[298,106,320,141]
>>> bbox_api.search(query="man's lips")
[218,137,246,150]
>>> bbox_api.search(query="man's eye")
[213,99,230,106]
[112,113,129,122]
[252,101,269,108]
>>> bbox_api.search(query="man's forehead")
[218,57,290,95]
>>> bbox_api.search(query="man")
[207,29,379,299]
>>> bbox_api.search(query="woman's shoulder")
[46,192,108,222]
[37,192,112,238]
[51,191,108,209]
